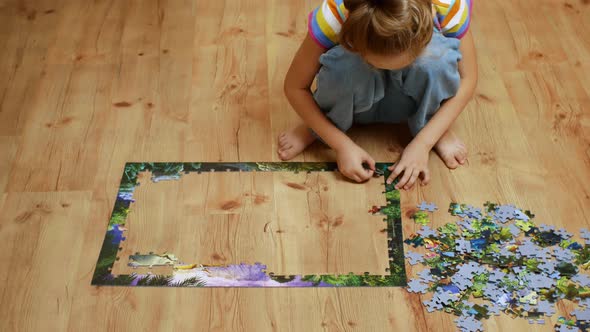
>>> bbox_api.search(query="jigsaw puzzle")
[404,201,590,331]
[92,162,406,287]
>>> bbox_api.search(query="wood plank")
[0,191,91,331]
[0,136,18,192]
[266,0,310,162]
[0,0,62,136]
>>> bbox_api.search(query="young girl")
[278,0,477,190]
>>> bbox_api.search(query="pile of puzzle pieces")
[404,201,590,332]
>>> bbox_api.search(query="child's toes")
[458,150,469,164]
[443,155,459,169]
[278,148,291,160]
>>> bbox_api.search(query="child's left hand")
[387,140,431,190]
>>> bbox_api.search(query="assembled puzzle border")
[91,162,407,287]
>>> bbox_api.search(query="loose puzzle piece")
[403,201,590,332]
[417,269,436,283]
[455,316,483,332]
[423,298,444,312]
[407,279,429,294]
[412,211,430,225]
[456,239,472,254]
[404,234,425,247]
[417,226,438,238]
[487,270,506,283]
[555,228,573,240]
[418,201,438,212]
[432,289,460,305]
[449,203,467,217]
[513,209,529,221]
[571,308,590,321]
[526,274,556,290]
[538,261,558,274]
[405,251,424,265]
[572,274,590,287]
[464,205,483,219]
[556,325,578,332]
[537,300,556,316]
[485,303,502,316]
[458,219,476,232]
[539,224,556,232]
[579,298,590,308]
[508,223,521,237]
[553,247,575,262]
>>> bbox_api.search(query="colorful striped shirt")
[308,0,473,49]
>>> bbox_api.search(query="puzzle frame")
[91,162,406,287]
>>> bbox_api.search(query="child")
[278,0,477,190]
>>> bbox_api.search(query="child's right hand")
[336,142,375,183]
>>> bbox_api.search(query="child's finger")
[353,173,364,183]
[364,155,376,170]
[387,164,404,184]
[405,170,420,190]
[396,168,413,189]
[421,169,431,185]
[344,171,359,183]
[356,168,371,182]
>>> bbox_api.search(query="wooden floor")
[111,170,388,277]
[0,0,589,331]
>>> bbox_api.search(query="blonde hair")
[340,0,433,58]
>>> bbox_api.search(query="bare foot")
[434,130,468,169]
[277,124,316,160]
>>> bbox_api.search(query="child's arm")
[284,35,376,182]
[387,31,478,188]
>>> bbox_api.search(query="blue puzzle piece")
[417,225,438,238]
[571,307,590,321]
[405,251,424,266]
[407,279,429,294]
[455,316,483,332]
[418,201,438,212]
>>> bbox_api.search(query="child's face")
[363,51,414,70]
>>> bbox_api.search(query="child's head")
[340,0,433,70]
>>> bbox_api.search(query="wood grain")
[112,170,388,276]
[1,0,589,331]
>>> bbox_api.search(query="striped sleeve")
[434,0,472,39]
[308,0,348,49]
